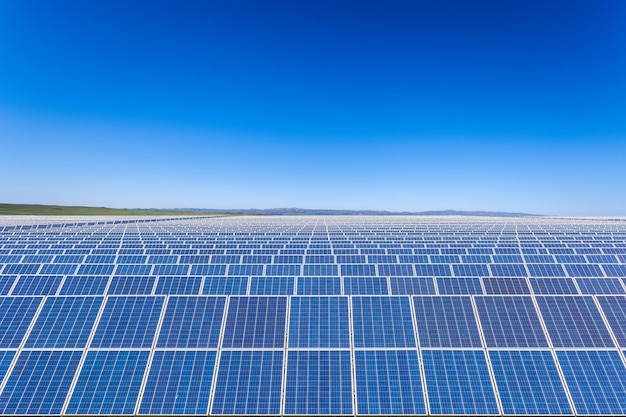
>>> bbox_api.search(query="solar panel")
[489,263,527,277]
[475,296,549,347]
[576,277,625,294]
[289,296,350,348]
[378,263,415,276]
[341,264,376,276]
[389,277,435,294]
[284,350,353,415]
[0,296,42,347]
[557,350,626,415]
[249,276,294,295]
[12,275,63,295]
[564,263,604,277]
[596,296,626,346]
[526,263,566,277]
[413,296,482,347]
[296,277,341,295]
[222,296,287,348]
[354,350,426,415]
[530,277,578,294]
[0,350,82,415]
[202,276,248,295]
[490,350,572,415]
[482,277,530,294]
[138,350,216,415]
[422,350,499,415]
[65,350,149,415]
[436,277,483,294]
[0,275,15,295]
[344,277,388,294]
[25,296,103,348]
[90,296,164,348]
[157,296,225,348]
[352,296,415,347]
[154,276,202,294]
[211,350,283,415]
[453,263,490,276]
[108,276,156,294]
[536,295,614,347]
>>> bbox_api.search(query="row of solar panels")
[3,263,626,279]
[2,295,626,349]
[2,275,626,296]
[2,347,626,415]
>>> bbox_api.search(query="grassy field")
[0,203,223,216]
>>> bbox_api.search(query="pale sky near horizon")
[1,1,625,215]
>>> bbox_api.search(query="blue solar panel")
[0,350,15,382]
[436,277,483,294]
[352,296,415,347]
[153,264,189,275]
[157,296,225,348]
[475,296,548,347]
[91,296,164,348]
[422,350,499,415]
[576,277,625,294]
[249,276,294,295]
[453,263,489,276]
[25,296,102,348]
[296,277,341,295]
[603,264,626,277]
[202,276,248,295]
[228,264,263,276]
[289,296,350,348]
[212,350,283,415]
[39,263,78,274]
[0,275,15,295]
[285,350,353,415]
[341,264,376,276]
[490,350,571,415]
[76,264,114,275]
[489,263,527,276]
[354,350,425,415]
[154,276,202,294]
[414,264,451,276]
[482,277,530,294]
[414,296,482,347]
[2,263,41,274]
[389,277,435,294]
[527,263,566,277]
[59,275,109,295]
[114,264,152,275]
[536,296,614,347]
[344,277,388,294]
[66,350,149,415]
[378,263,415,276]
[557,350,626,415]
[138,350,216,415]
[0,296,42,347]
[565,263,604,277]
[12,275,63,295]
[597,296,626,346]
[0,350,81,415]
[222,296,287,348]
[189,264,227,275]
[302,264,338,276]
[530,277,578,294]
[108,276,156,294]
[265,264,301,276]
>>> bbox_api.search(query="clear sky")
[1,1,625,215]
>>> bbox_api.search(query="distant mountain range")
[179,208,540,217]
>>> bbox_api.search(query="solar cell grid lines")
[1,215,626,416]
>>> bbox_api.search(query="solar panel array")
[1,214,626,416]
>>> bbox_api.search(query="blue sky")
[1,1,625,215]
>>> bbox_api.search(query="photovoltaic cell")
[530,277,578,294]
[302,264,338,276]
[155,276,202,294]
[341,264,376,276]
[91,296,165,348]
[107,276,156,294]
[489,264,527,277]
[536,296,614,347]
[212,350,283,415]
[378,263,415,276]
[414,264,451,276]
[0,350,82,415]
[59,275,109,295]
[0,296,42,347]
[25,296,103,348]
[289,296,350,348]
[576,277,625,294]
[222,296,287,348]
[527,263,566,277]
[138,350,216,415]
[0,275,15,295]
[414,296,481,347]
[490,350,571,415]
[352,296,416,347]
[557,350,626,415]
[482,277,530,294]
[453,263,490,276]
[475,296,548,347]
[422,350,499,415]
[157,296,225,348]
[354,350,426,415]
[66,350,149,415]
[249,276,294,295]
[12,275,63,295]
